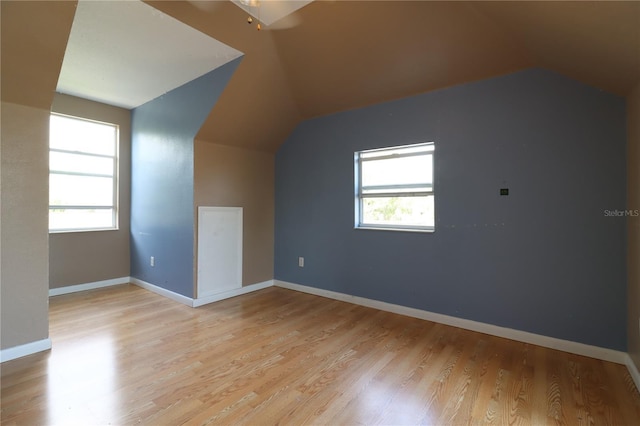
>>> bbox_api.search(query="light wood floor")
[2,285,639,425]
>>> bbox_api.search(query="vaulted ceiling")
[3,1,639,153]
[150,0,640,152]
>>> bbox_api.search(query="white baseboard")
[626,354,640,392]
[129,277,194,307]
[0,338,52,363]
[193,280,273,307]
[53,276,275,309]
[274,280,628,366]
[49,277,130,297]
[130,278,273,308]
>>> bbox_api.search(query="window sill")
[49,227,119,234]
[354,226,434,233]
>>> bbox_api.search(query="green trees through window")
[355,143,434,231]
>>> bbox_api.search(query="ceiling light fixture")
[240,0,262,31]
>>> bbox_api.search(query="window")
[355,142,434,231]
[49,113,119,232]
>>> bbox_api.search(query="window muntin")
[49,151,114,175]
[49,114,118,232]
[355,142,434,231]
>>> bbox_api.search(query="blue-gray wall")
[275,68,627,350]
[131,58,241,297]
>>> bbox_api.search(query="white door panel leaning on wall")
[197,206,242,298]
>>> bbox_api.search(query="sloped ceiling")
[57,0,242,109]
[1,1,77,110]
[149,0,640,152]
[474,1,640,97]
[269,1,534,118]
[3,1,639,153]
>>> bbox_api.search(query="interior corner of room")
[1,0,639,403]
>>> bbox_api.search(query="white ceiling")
[57,0,243,109]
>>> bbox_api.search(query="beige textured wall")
[628,83,640,371]
[1,102,51,350]
[194,142,274,290]
[49,94,131,289]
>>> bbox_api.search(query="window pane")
[361,154,432,187]
[49,208,114,231]
[50,151,114,176]
[361,196,434,227]
[50,174,113,206]
[361,144,433,159]
[362,186,432,195]
[50,114,116,156]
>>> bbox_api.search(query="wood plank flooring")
[2,284,639,425]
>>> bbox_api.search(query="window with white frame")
[355,142,434,231]
[49,113,119,232]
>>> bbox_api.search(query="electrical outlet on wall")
[150,256,155,267]
[298,257,304,268]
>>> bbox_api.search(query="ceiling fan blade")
[188,1,226,13]
[266,13,302,30]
